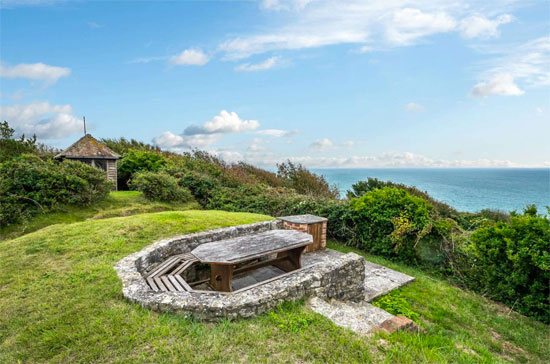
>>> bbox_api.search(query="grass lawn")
[0,210,548,363]
[0,191,200,241]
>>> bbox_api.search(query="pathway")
[308,257,416,335]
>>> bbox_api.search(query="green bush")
[117,149,167,190]
[347,177,459,220]
[0,155,112,226]
[179,171,221,207]
[0,121,37,162]
[350,187,433,261]
[467,207,550,323]
[129,171,193,202]
[277,160,339,199]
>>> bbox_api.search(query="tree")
[0,121,37,162]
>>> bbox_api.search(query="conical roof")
[55,134,120,159]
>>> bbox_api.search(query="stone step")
[363,261,415,301]
[308,297,393,335]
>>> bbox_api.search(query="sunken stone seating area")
[115,220,366,321]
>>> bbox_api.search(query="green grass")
[328,242,550,363]
[0,191,200,241]
[0,211,548,363]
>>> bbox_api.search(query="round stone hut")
[55,134,120,190]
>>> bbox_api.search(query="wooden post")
[210,264,233,292]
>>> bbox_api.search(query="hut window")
[93,159,107,171]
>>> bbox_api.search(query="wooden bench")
[190,229,313,292]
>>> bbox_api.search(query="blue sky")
[1,0,548,168]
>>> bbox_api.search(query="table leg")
[273,246,305,272]
[210,264,233,292]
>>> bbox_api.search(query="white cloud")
[0,62,71,85]
[184,110,259,135]
[153,110,259,151]
[471,73,524,97]
[405,102,424,111]
[309,138,334,150]
[219,1,521,60]
[152,131,220,150]
[235,57,279,72]
[0,102,82,139]
[168,49,210,66]
[471,37,550,97]
[214,150,245,163]
[256,128,299,137]
[239,150,532,168]
[459,14,512,39]
[386,8,456,45]
[248,138,268,152]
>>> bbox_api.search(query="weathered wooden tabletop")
[191,229,312,265]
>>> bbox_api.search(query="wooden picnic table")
[190,229,312,292]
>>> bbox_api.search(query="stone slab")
[364,261,415,301]
[308,297,393,335]
[277,214,328,224]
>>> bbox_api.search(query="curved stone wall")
[115,221,365,320]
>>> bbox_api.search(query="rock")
[375,315,425,334]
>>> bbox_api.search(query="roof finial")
[83,116,87,135]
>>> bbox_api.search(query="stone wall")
[115,220,365,321]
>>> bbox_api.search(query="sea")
[311,168,550,214]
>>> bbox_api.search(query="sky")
[0,0,549,168]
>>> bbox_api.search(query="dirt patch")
[490,329,530,362]
[456,344,479,357]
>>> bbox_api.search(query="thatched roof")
[55,134,120,160]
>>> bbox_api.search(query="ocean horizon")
[311,168,550,213]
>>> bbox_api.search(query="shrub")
[347,177,459,220]
[0,121,37,162]
[117,149,167,190]
[100,137,161,155]
[350,187,433,261]
[277,161,339,199]
[129,171,193,202]
[179,171,221,207]
[467,206,550,323]
[0,155,111,226]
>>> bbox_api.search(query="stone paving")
[308,258,415,336]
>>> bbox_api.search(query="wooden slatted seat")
[145,253,198,292]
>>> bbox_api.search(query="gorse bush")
[117,149,167,190]
[350,187,433,261]
[277,161,339,199]
[0,154,112,226]
[128,171,193,202]
[347,177,459,220]
[466,206,550,323]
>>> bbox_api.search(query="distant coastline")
[311,168,550,213]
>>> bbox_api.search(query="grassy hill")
[0,198,548,363]
[0,191,199,241]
